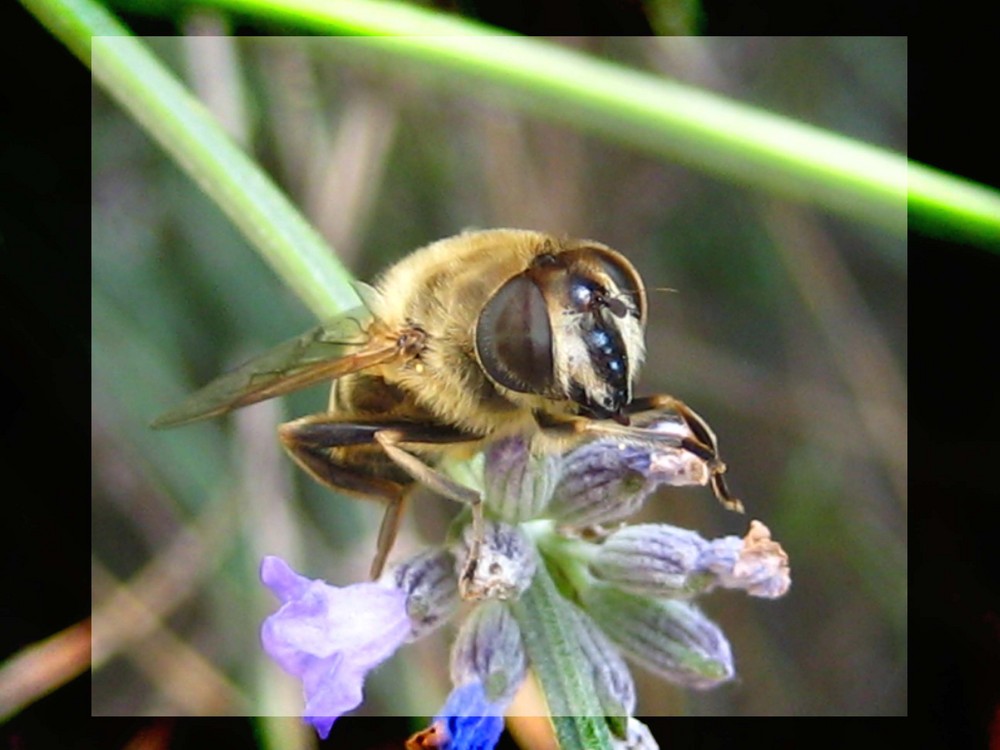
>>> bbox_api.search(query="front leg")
[535,395,743,513]
[625,395,742,512]
[279,415,487,580]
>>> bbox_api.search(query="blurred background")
[90,33,906,741]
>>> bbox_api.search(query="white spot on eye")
[570,284,593,309]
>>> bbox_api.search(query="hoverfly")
[154,229,741,580]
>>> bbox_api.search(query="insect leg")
[626,395,743,512]
[535,407,686,451]
[623,395,719,460]
[535,397,742,513]
[278,419,409,578]
[372,494,407,581]
[279,416,485,580]
[373,430,486,590]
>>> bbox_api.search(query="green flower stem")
[25,0,358,319]
[527,523,599,594]
[116,0,997,247]
[510,559,614,750]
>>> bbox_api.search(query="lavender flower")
[560,598,636,726]
[699,520,791,599]
[589,523,709,596]
[389,547,461,639]
[580,583,735,689]
[406,680,507,750]
[259,556,412,739]
[433,681,506,750]
[546,410,719,527]
[260,405,789,739]
[450,601,526,706]
[589,520,791,599]
[455,520,537,601]
[482,435,561,522]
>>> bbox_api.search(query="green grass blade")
[24,0,359,318]
[91,0,971,249]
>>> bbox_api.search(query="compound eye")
[587,249,646,322]
[476,274,555,395]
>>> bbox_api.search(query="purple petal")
[301,660,365,739]
[259,556,412,739]
[261,555,313,602]
[435,682,506,750]
[307,714,336,741]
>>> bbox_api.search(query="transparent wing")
[152,306,396,428]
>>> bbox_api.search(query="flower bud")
[450,601,527,705]
[589,521,791,600]
[455,520,537,601]
[581,583,734,689]
[482,436,560,522]
[699,520,791,599]
[563,599,636,724]
[414,681,505,750]
[548,410,712,527]
[590,523,709,597]
[386,548,460,641]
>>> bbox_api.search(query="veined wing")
[152,306,394,428]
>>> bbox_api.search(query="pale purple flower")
[450,601,526,705]
[589,520,790,599]
[260,555,411,739]
[700,520,791,599]
[546,411,717,527]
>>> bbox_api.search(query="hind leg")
[279,415,485,578]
